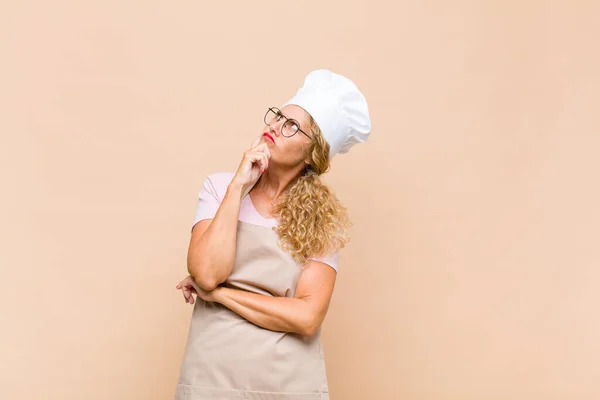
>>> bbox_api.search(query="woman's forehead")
[281,104,309,124]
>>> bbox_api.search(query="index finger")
[254,142,271,157]
[249,136,261,150]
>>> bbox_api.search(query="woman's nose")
[267,122,281,136]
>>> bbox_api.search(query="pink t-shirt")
[192,171,340,272]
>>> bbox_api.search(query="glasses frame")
[264,107,312,139]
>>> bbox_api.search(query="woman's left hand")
[176,275,220,304]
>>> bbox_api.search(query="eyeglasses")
[264,107,311,139]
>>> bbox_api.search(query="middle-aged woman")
[174,69,372,400]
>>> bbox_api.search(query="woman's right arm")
[186,138,271,291]
[186,180,245,291]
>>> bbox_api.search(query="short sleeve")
[191,175,221,231]
[307,250,340,272]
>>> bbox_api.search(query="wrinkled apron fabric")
[175,222,330,400]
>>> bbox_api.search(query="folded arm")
[212,260,337,336]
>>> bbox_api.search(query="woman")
[174,69,371,399]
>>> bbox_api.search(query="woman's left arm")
[201,261,337,336]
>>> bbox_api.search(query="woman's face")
[260,104,313,169]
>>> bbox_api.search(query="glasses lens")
[265,108,281,125]
[282,120,299,137]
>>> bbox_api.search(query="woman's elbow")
[296,314,321,337]
[299,325,318,337]
[187,264,219,291]
[197,277,220,292]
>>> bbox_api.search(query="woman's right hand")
[232,136,271,195]
[176,275,200,304]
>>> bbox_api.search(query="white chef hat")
[281,69,371,160]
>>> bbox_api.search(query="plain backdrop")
[1,1,599,399]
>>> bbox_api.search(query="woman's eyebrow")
[283,113,299,123]
[280,110,303,128]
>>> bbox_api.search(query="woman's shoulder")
[205,171,236,185]
[199,171,236,201]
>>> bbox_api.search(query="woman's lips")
[263,132,274,143]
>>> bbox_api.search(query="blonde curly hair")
[271,115,353,264]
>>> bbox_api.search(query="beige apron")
[175,221,330,400]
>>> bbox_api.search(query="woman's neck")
[253,165,303,201]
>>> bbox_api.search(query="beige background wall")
[1,1,599,399]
